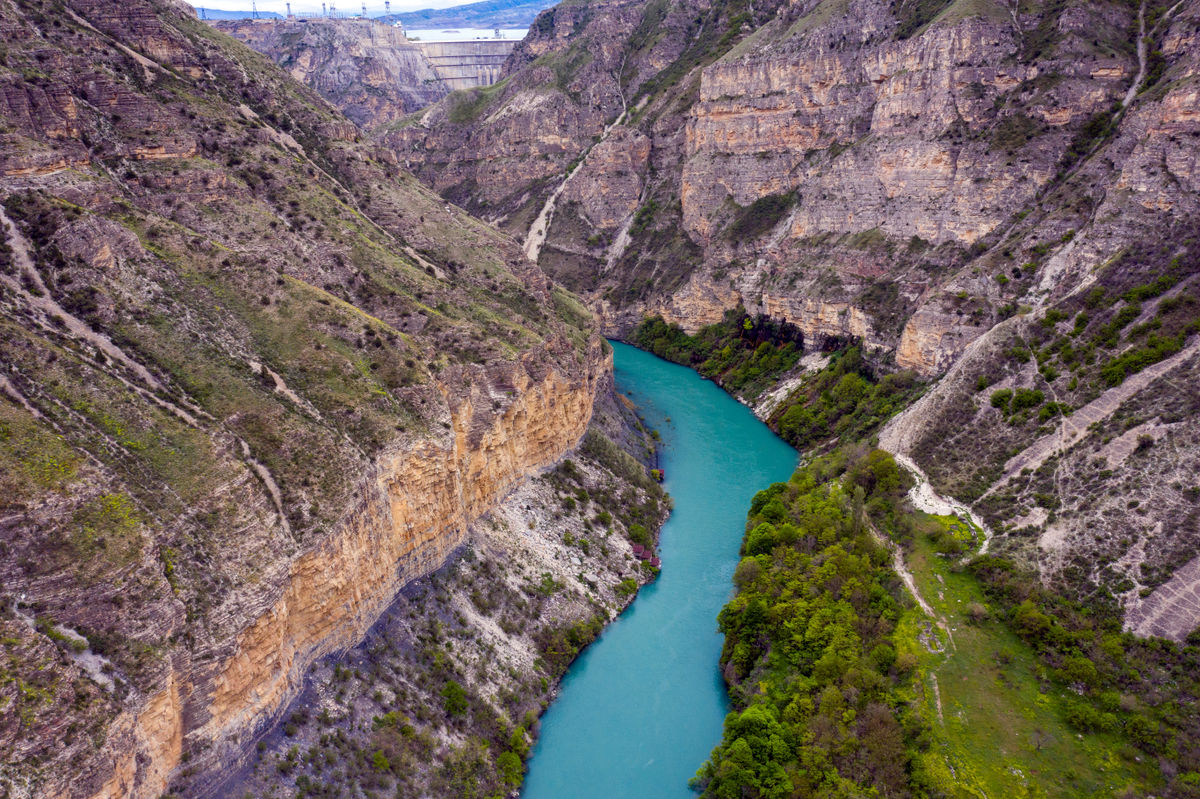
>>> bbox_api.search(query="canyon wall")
[0,0,610,796]
[93,342,607,799]
[391,0,1200,640]
[214,18,447,125]
[391,0,1194,374]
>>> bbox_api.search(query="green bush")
[441,681,468,717]
[1100,333,1186,386]
[1011,388,1044,412]
[725,192,797,242]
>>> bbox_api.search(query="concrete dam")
[412,40,514,91]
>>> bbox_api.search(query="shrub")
[1011,388,1044,412]
[441,681,468,717]
[497,750,523,786]
[726,192,797,242]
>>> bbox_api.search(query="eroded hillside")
[0,0,613,795]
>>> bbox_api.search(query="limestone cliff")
[393,0,1196,375]
[219,385,669,798]
[393,0,1200,642]
[214,18,447,126]
[0,0,608,796]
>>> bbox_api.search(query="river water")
[521,342,797,798]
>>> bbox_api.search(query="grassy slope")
[900,515,1151,796]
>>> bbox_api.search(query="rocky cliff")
[213,18,447,126]
[218,387,669,798]
[393,0,1195,366]
[0,0,608,796]
[393,0,1200,638]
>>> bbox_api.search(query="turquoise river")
[522,342,798,798]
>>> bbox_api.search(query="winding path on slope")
[522,111,629,263]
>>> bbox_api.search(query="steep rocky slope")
[393,0,1193,361]
[0,0,612,796]
[220,389,669,798]
[393,0,1200,636]
[214,18,447,126]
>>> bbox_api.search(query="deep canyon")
[2,0,1200,796]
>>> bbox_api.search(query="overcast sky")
[189,0,468,13]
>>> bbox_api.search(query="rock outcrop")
[214,18,447,126]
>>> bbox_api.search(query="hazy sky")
[189,0,468,12]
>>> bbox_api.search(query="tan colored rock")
[896,308,988,374]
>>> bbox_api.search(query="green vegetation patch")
[773,348,922,451]
[69,493,143,576]
[632,310,804,400]
[902,515,1151,796]
[447,77,511,125]
[725,191,796,243]
[697,444,1181,798]
[693,448,917,797]
[0,402,80,502]
[894,0,956,39]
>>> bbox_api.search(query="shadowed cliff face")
[0,0,607,795]
[392,0,1200,373]
[213,19,449,127]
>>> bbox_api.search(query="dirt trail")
[892,453,993,554]
[989,338,1200,495]
[867,519,955,651]
[0,206,169,392]
[523,110,627,262]
[1126,555,1200,641]
[1121,1,1148,111]
[2,207,295,536]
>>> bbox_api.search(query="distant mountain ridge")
[390,0,552,29]
[192,6,281,19]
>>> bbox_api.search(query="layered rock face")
[393,0,1193,371]
[214,18,447,126]
[0,0,607,796]
[221,387,669,798]
[395,0,1200,636]
[155,342,607,798]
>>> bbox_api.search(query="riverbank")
[220,386,668,797]
[521,342,797,798]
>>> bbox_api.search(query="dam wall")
[412,40,515,91]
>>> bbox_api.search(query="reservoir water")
[521,342,797,798]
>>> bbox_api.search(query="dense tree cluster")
[771,349,920,451]
[693,448,925,798]
[632,311,804,400]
